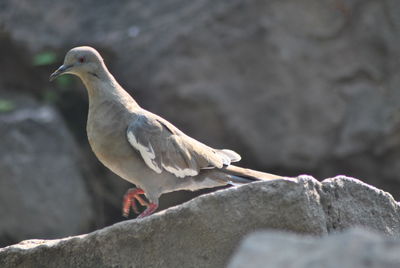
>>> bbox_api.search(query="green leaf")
[55,75,73,88]
[33,52,57,66]
[42,90,59,103]
[0,99,15,112]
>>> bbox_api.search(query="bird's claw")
[136,203,158,219]
[123,188,146,217]
[122,188,158,218]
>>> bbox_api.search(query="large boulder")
[1,0,400,196]
[320,176,400,233]
[0,0,400,197]
[0,176,398,268]
[228,228,400,268]
[2,0,400,251]
[0,92,93,247]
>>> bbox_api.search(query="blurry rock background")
[0,0,400,247]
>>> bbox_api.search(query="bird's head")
[49,46,104,81]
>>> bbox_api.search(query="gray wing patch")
[127,113,241,178]
[127,129,162,174]
[127,114,199,178]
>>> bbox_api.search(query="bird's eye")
[78,56,85,63]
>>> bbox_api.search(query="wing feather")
[127,112,240,178]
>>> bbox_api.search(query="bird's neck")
[79,64,140,109]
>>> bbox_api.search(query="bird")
[50,46,281,218]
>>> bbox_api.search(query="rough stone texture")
[228,228,400,268]
[0,176,399,268]
[0,92,93,247]
[2,0,400,196]
[2,0,400,252]
[321,176,400,234]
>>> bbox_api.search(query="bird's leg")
[122,188,148,217]
[137,203,158,219]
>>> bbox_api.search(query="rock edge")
[0,176,399,268]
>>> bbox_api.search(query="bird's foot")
[122,188,158,218]
[137,203,158,219]
[122,188,148,217]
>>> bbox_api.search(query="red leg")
[137,203,158,219]
[122,188,158,218]
[123,188,147,217]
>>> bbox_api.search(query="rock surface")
[0,176,399,268]
[1,0,400,244]
[0,92,93,247]
[2,0,400,197]
[228,227,400,268]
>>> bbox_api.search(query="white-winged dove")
[50,46,281,218]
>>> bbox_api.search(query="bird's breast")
[86,102,133,167]
[85,98,149,186]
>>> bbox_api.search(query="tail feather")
[217,149,241,162]
[222,165,282,184]
[215,149,241,166]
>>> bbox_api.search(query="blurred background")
[1,0,400,247]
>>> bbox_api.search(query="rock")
[0,92,93,247]
[228,227,400,268]
[320,176,400,234]
[2,0,400,197]
[2,0,400,252]
[0,176,398,268]
[140,0,400,189]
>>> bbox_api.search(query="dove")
[50,46,280,218]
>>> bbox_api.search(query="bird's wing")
[126,113,240,178]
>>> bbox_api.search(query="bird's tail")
[221,165,282,184]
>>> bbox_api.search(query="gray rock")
[0,176,398,268]
[228,227,400,268]
[321,176,400,235]
[0,92,93,247]
[2,0,400,196]
[1,0,400,263]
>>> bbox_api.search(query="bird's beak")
[49,64,72,81]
